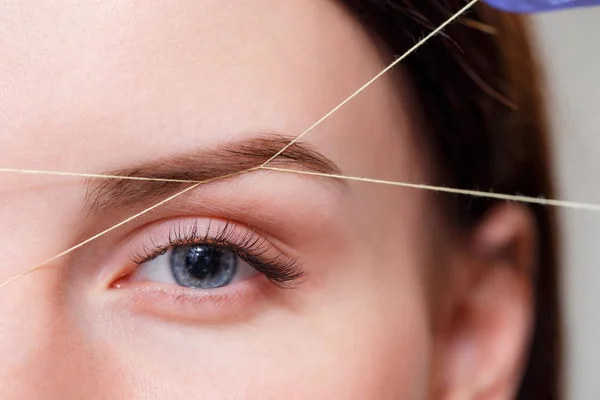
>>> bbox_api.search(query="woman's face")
[0,1,534,399]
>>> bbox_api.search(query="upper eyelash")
[127,220,305,288]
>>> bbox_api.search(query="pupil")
[170,244,238,289]
[185,247,224,279]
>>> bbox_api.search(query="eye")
[116,219,304,290]
[129,243,259,289]
[108,219,305,322]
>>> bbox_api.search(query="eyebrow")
[85,134,342,214]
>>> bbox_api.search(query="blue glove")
[482,0,600,12]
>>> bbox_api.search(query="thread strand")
[260,166,600,212]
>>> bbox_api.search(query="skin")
[0,1,537,399]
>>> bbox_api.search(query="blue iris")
[170,245,238,289]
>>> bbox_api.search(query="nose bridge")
[0,273,92,399]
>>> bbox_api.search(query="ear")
[436,204,537,400]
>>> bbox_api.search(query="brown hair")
[340,1,561,398]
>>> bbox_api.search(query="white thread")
[3,165,599,212]
[260,166,600,212]
[0,167,200,183]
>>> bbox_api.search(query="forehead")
[0,0,392,171]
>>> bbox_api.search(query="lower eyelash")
[128,220,305,288]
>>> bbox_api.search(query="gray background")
[532,9,600,400]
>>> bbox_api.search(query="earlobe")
[437,204,537,400]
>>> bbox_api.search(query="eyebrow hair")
[85,134,342,214]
